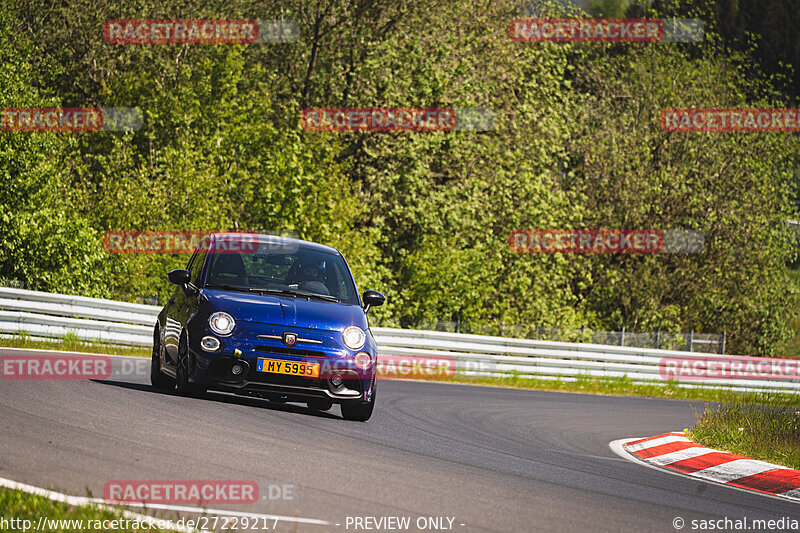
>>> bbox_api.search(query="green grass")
[0,486,178,532]
[776,268,800,358]
[689,403,800,470]
[0,334,150,358]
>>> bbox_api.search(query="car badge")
[283,333,298,347]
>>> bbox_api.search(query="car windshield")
[203,242,359,305]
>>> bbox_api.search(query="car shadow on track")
[90,379,342,420]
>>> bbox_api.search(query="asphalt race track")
[0,350,797,532]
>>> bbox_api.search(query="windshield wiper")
[205,284,339,302]
[205,283,253,293]
[255,288,339,302]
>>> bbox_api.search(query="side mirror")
[362,290,385,314]
[168,269,191,286]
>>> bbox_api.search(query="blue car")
[151,233,385,421]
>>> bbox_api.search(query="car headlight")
[342,326,366,350]
[209,312,235,336]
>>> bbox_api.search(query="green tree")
[0,7,109,295]
[589,0,630,17]
[564,37,799,354]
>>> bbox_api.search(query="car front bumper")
[186,320,376,402]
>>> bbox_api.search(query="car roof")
[207,232,342,255]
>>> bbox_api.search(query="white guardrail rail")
[0,286,798,394]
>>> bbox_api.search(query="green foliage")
[0,209,109,296]
[0,7,110,296]
[652,0,800,98]
[1,0,798,354]
[0,486,178,532]
[564,39,798,354]
[2,333,150,357]
[691,402,800,470]
[589,0,631,17]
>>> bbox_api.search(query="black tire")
[150,329,175,390]
[176,335,205,396]
[306,398,333,411]
[340,382,375,421]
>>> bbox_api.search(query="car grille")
[253,345,330,358]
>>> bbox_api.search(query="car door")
[163,245,206,367]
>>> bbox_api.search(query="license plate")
[257,358,319,378]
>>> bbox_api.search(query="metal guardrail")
[0,286,798,394]
[404,321,726,353]
[372,328,800,393]
[0,287,158,346]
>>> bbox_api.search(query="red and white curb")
[610,432,800,503]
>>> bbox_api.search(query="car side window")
[326,262,346,299]
[190,240,210,285]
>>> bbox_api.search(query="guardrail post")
[654,328,660,349]
[721,331,726,355]
[687,329,694,352]
[620,326,625,347]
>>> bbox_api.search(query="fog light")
[331,374,343,387]
[201,336,221,352]
[354,352,372,370]
[231,364,243,376]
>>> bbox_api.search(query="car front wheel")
[176,335,205,396]
[151,332,175,390]
[340,382,375,421]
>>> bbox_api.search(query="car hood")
[201,289,367,332]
